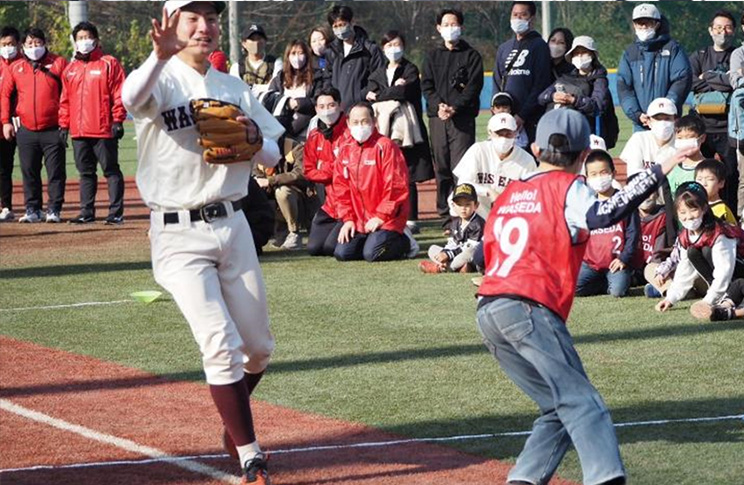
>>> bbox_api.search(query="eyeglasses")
[710,25,734,33]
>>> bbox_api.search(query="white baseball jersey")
[123,53,285,211]
[620,130,677,177]
[452,141,537,219]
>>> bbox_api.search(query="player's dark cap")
[535,109,590,154]
[242,24,267,40]
[452,183,478,203]
[164,1,226,17]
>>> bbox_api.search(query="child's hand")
[661,147,699,175]
[654,274,667,288]
[608,258,626,273]
[655,300,673,312]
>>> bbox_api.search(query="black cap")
[452,183,478,203]
[242,24,266,40]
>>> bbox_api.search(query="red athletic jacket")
[0,55,21,140]
[59,48,126,138]
[333,130,409,234]
[303,115,348,220]
[631,208,666,269]
[0,51,67,131]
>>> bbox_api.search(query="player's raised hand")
[151,7,187,60]
[660,146,698,176]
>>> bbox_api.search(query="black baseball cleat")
[242,453,270,485]
[710,305,736,321]
[69,214,95,224]
[104,215,124,225]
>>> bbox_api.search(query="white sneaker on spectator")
[18,210,42,223]
[404,227,419,259]
[45,211,61,223]
[406,220,420,234]
[0,207,15,221]
[281,232,303,250]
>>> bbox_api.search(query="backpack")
[728,87,744,144]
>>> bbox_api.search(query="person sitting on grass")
[692,277,744,321]
[695,158,737,224]
[666,114,707,197]
[576,149,640,298]
[420,183,485,274]
[656,181,744,318]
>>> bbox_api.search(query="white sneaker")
[406,220,420,234]
[0,207,15,221]
[281,232,303,250]
[18,210,42,223]
[45,211,61,223]
[404,227,419,259]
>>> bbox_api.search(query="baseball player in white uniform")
[121,2,284,483]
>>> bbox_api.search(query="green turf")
[1,220,742,484]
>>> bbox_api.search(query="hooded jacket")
[326,25,385,110]
[617,16,692,130]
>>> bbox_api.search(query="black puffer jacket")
[326,26,385,110]
[421,39,484,119]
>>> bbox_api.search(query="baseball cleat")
[104,215,124,225]
[242,453,270,485]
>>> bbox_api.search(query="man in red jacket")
[60,22,127,225]
[0,26,21,222]
[1,27,67,223]
[333,102,416,262]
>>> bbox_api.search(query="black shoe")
[104,215,124,225]
[711,305,735,321]
[69,214,95,224]
[243,453,270,484]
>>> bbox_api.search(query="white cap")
[590,135,607,151]
[647,97,677,117]
[632,3,661,21]
[164,1,226,17]
[565,36,598,59]
[487,113,517,133]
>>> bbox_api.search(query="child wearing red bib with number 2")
[476,109,691,485]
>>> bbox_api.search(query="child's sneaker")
[710,305,736,321]
[643,283,662,299]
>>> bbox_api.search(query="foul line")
[0,300,132,312]
[1,401,742,475]
[0,399,241,484]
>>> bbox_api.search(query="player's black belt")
[162,199,243,225]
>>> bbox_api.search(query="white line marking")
[0,300,132,312]
[1,407,741,475]
[0,399,240,483]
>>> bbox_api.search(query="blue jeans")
[576,262,632,298]
[476,298,625,485]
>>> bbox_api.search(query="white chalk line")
[0,399,241,484]
[1,399,741,475]
[0,300,132,312]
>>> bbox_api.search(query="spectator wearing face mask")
[689,10,738,214]
[229,24,282,96]
[538,35,619,149]
[666,115,708,198]
[0,26,21,222]
[308,27,330,88]
[617,3,692,132]
[492,1,552,144]
[1,27,67,223]
[547,27,574,80]
[325,5,385,111]
[59,21,127,225]
[450,113,536,220]
[421,8,483,219]
[621,97,679,177]
[366,30,433,234]
[265,40,321,139]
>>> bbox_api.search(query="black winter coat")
[421,39,484,119]
[326,26,385,110]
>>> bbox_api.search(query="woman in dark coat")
[365,30,434,231]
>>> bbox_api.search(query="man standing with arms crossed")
[121,2,284,483]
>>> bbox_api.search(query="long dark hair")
[674,181,717,234]
[283,39,313,90]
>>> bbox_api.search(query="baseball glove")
[190,98,263,164]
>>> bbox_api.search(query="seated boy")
[666,114,707,197]
[695,159,737,224]
[420,183,485,274]
[576,150,640,297]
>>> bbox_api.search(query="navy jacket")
[326,25,385,110]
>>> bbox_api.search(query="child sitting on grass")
[694,159,737,225]
[666,114,706,197]
[420,183,485,274]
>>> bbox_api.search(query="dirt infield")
[0,337,576,485]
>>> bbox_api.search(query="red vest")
[632,210,666,269]
[679,221,744,258]
[479,171,587,322]
[583,220,626,271]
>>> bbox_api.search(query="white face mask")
[289,54,306,70]
[511,18,530,35]
[548,44,566,59]
[440,26,461,43]
[333,24,353,41]
[75,39,96,55]
[650,120,675,142]
[24,45,45,61]
[317,108,340,126]
[384,46,404,63]
[350,124,373,143]
[587,174,614,193]
[635,27,656,43]
[0,45,17,60]
[491,136,515,155]
[681,216,704,232]
[711,33,734,49]
[571,54,593,71]
[675,137,699,151]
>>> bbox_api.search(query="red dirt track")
[0,337,576,485]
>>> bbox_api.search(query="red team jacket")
[0,51,67,130]
[333,130,410,234]
[0,55,20,140]
[479,171,587,322]
[679,221,744,258]
[631,209,666,269]
[583,220,627,271]
[59,48,127,138]
[303,114,348,220]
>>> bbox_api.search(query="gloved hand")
[59,129,69,148]
[111,122,125,140]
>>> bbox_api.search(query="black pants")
[429,115,475,217]
[0,138,16,209]
[16,126,66,213]
[334,229,409,262]
[73,137,124,218]
[307,208,342,257]
[701,132,738,214]
[687,246,744,287]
